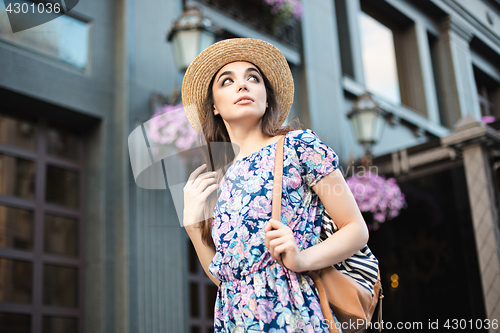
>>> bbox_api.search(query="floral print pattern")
[209,129,342,332]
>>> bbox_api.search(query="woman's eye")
[221,75,258,86]
[250,75,260,82]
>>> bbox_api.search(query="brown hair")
[195,62,303,247]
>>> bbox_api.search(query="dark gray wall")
[125,0,189,332]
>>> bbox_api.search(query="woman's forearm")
[185,223,220,287]
[299,221,368,272]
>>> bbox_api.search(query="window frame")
[337,0,445,126]
[0,115,85,333]
[186,234,217,333]
[0,0,92,71]
[471,48,500,119]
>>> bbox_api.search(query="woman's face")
[211,61,268,129]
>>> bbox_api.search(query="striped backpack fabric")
[320,209,380,297]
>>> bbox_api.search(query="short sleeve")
[291,129,339,188]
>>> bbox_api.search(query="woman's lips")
[235,99,253,105]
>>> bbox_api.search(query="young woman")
[181,38,369,332]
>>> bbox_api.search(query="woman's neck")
[228,127,277,162]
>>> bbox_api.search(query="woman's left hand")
[264,219,307,272]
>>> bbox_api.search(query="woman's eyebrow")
[216,68,261,83]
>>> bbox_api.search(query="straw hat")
[181,38,294,135]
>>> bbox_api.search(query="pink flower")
[218,214,231,234]
[257,299,276,324]
[346,171,406,229]
[374,213,385,223]
[146,103,198,162]
[243,297,257,319]
[286,167,301,189]
[307,147,323,165]
[265,0,304,20]
[290,0,303,19]
[220,188,231,202]
[256,155,275,173]
[248,196,272,219]
[482,115,495,124]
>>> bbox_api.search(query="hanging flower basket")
[262,0,304,34]
[481,115,495,124]
[146,103,200,165]
[346,171,407,230]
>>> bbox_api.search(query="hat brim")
[181,38,294,136]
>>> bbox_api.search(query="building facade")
[0,0,499,332]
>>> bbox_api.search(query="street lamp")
[167,5,220,72]
[347,93,388,166]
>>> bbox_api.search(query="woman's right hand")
[183,164,218,228]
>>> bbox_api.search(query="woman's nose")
[237,81,248,91]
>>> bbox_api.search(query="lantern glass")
[171,33,183,71]
[372,113,386,143]
[198,29,215,55]
[351,114,361,142]
[350,110,386,144]
[359,111,376,143]
[170,28,215,72]
[173,29,200,71]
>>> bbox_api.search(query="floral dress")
[208,129,343,333]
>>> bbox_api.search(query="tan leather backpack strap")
[378,294,383,332]
[272,136,286,267]
[307,271,339,333]
[272,135,285,222]
[272,135,338,333]
[378,283,384,332]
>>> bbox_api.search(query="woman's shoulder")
[285,128,320,144]
[286,128,317,137]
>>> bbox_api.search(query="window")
[355,1,439,119]
[0,113,84,333]
[0,1,90,70]
[187,237,217,333]
[474,67,499,118]
[358,10,401,104]
[470,37,500,122]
